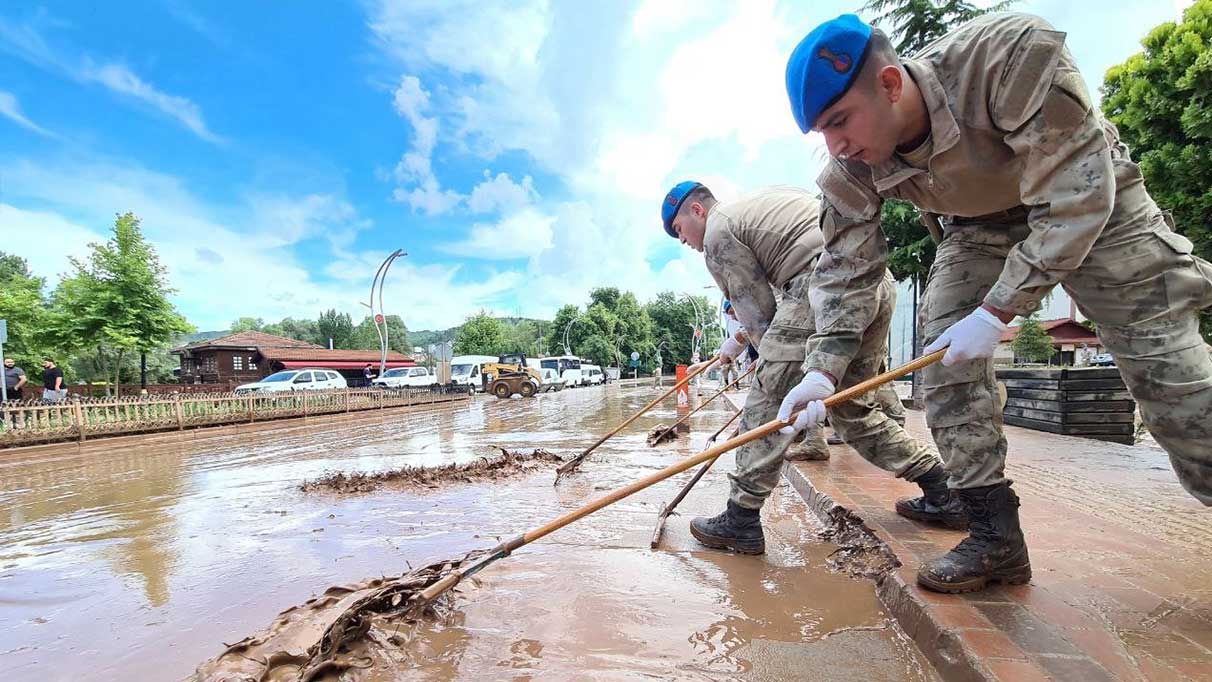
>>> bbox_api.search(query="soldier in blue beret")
[661,181,958,554]
[780,13,1212,594]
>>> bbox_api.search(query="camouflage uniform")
[704,187,941,510]
[811,14,1212,504]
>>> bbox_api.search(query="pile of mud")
[301,448,564,494]
[190,553,482,682]
[645,424,679,446]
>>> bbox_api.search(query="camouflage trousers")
[921,170,1212,505]
[730,271,941,509]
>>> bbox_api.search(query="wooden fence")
[0,385,473,449]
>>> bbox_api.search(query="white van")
[450,355,497,391]
[540,356,583,387]
[582,364,605,385]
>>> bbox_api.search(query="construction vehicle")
[482,353,544,399]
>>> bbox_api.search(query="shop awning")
[279,360,416,370]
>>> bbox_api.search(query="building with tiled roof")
[173,331,415,385]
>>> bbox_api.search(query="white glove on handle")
[923,307,1007,367]
[776,371,835,435]
[717,336,745,366]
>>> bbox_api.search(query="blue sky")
[0,0,1192,331]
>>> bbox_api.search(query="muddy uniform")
[811,14,1212,503]
[704,187,940,510]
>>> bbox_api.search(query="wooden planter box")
[996,367,1136,445]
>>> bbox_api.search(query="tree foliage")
[48,213,192,395]
[351,314,410,354]
[316,309,354,349]
[0,252,50,375]
[1102,0,1212,338]
[860,0,1017,55]
[1011,314,1054,364]
[454,311,509,355]
[644,292,721,373]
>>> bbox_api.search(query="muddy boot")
[690,501,765,554]
[895,465,967,529]
[785,429,830,461]
[917,482,1031,594]
[826,431,844,446]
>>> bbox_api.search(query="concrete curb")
[781,462,993,682]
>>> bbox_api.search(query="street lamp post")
[562,315,583,356]
[679,293,705,360]
[361,248,407,376]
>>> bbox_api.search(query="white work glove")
[776,371,835,435]
[924,307,1007,367]
[717,336,745,366]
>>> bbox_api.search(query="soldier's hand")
[718,336,745,365]
[777,371,835,435]
[924,307,1007,367]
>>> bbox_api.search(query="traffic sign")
[374,314,385,324]
[630,351,640,361]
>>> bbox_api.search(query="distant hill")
[411,317,550,349]
[175,330,230,345]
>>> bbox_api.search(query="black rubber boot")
[917,482,1032,593]
[826,431,844,446]
[895,465,967,529]
[690,501,765,554]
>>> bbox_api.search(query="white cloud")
[467,172,538,214]
[81,61,224,144]
[440,207,556,259]
[0,90,57,138]
[0,155,535,330]
[0,16,222,143]
[390,74,463,214]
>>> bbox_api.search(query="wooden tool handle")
[532,351,940,543]
[557,356,721,474]
[651,363,755,442]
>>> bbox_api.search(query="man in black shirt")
[41,357,64,403]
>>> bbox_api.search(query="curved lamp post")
[361,248,407,375]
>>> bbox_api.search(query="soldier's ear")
[877,64,904,103]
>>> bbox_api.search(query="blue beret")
[785,14,873,133]
[661,180,703,238]
[722,299,733,312]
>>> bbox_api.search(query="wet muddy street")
[1,385,935,681]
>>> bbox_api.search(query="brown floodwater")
[1,384,937,681]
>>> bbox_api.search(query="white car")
[372,366,438,388]
[582,364,605,385]
[234,368,347,394]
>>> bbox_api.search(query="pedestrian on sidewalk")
[4,357,27,429]
[362,363,377,387]
[41,357,65,403]
[782,13,1212,594]
[663,181,961,555]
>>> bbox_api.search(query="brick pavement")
[724,389,1212,681]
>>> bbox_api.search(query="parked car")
[234,369,347,394]
[582,364,606,385]
[372,366,438,388]
[1090,353,1116,367]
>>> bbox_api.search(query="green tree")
[454,311,508,355]
[502,319,541,356]
[351,314,410,354]
[230,317,264,333]
[0,252,50,378]
[1102,0,1212,338]
[316,309,354,349]
[644,292,720,373]
[545,304,586,356]
[1011,314,1054,364]
[861,0,1017,55]
[49,213,192,395]
[262,317,320,345]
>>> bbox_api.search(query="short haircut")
[857,28,899,90]
[677,186,716,219]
